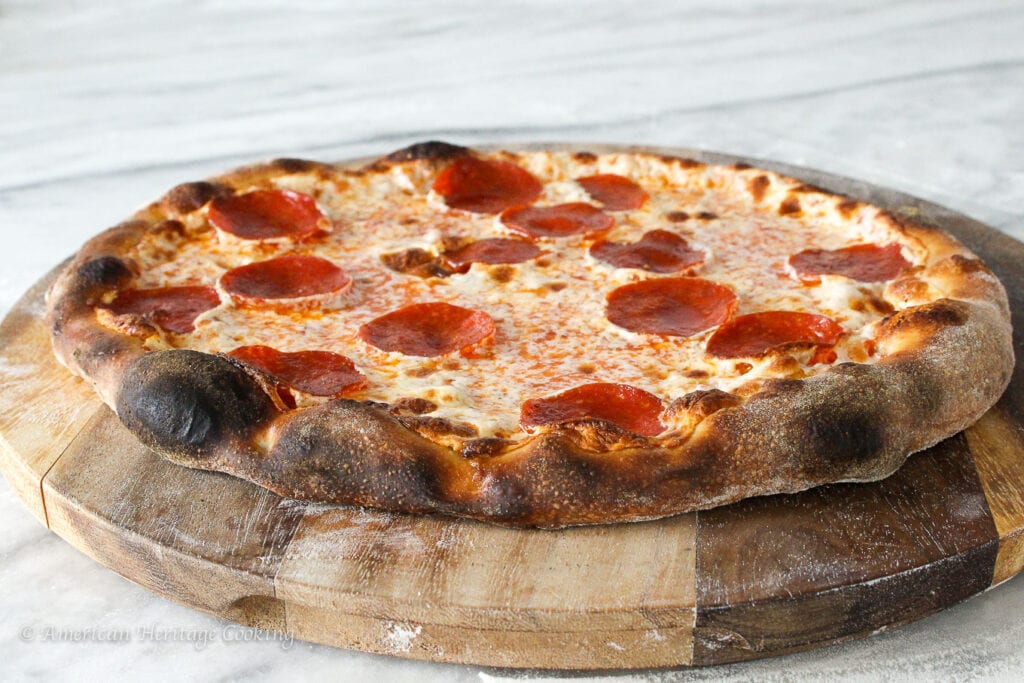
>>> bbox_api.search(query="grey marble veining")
[1,1,1023,680]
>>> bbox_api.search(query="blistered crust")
[46,143,1015,527]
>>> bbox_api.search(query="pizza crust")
[47,143,1014,527]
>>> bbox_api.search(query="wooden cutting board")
[2,150,1023,670]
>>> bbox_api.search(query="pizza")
[46,141,1014,527]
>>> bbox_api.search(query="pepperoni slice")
[220,255,352,303]
[501,203,614,240]
[432,157,542,213]
[606,277,737,337]
[590,230,705,273]
[208,189,324,241]
[789,243,911,283]
[228,345,365,397]
[358,302,495,357]
[103,286,220,334]
[520,383,665,437]
[443,238,542,272]
[576,174,648,210]
[706,311,846,358]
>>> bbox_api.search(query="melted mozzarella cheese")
[125,152,925,439]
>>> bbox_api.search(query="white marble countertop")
[2,1,1023,680]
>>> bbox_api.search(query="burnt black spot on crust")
[117,350,277,459]
[572,151,598,163]
[164,181,231,214]
[385,140,470,162]
[77,256,134,289]
[805,409,884,465]
[270,158,330,173]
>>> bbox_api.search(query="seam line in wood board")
[36,403,106,529]
[267,504,307,603]
[690,508,699,663]
[0,434,45,521]
[39,413,297,592]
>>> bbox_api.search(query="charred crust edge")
[163,181,232,214]
[116,350,277,463]
[76,256,134,292]
[270,158,335,174]
[385,140,471,162]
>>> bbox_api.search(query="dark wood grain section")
[694,433,999,664]
[968,409,1024,584]
[43,408,306,628]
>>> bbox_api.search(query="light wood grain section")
[286,603,692,669]
[42,408,305,627]
[0,265,102,523]
[276,507,696,665]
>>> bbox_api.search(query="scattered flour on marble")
[383,621,421,654]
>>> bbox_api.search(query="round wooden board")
[2,148,1023,671]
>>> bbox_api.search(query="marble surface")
[2,0,1023,680]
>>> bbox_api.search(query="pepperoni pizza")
[47,142,1014,527]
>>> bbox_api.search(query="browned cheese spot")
[748,175,771,202]
[489,265,515,283]
[778,196,802,216]
[390,397,438,415]
[399,415,479,439]
[380,248,452,278]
